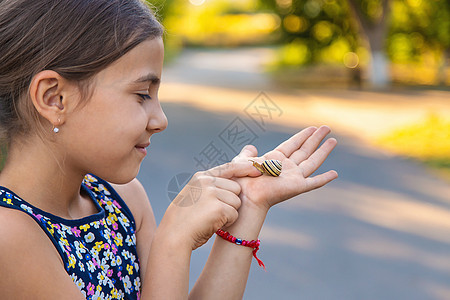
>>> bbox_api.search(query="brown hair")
[0,0,164,147]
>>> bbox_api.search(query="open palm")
[232,126,338,211]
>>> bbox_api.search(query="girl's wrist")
[221,197,268,240]
[239,194,270,217]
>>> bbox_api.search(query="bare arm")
[0,127,336,299]
[189,201,267,299]
[0,171,247,299]
[189,126,338,299]
[0,209,85,299]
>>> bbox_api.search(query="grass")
[377,113,450,179]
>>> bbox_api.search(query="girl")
[0,0,338,299]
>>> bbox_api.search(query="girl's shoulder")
[0,205,85,298]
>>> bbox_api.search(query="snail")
[249,159,282,177]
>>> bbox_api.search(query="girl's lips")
[135,143,150,155]
[136,147,147,155]
[136,142,150,148]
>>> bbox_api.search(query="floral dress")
[0,174,141,300]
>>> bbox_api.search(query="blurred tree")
[151,0,449,86]
[259,0,449,87]
[259,0,360,61]
[347,0,390,87]
[387,0,449,85]
[158,0,280,48]
[259,0,389,87]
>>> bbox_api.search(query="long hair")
[0,0,164,146]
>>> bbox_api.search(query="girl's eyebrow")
[131,73,161,84]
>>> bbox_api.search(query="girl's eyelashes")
[137,93,151,101]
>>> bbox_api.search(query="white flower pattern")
[0,174,141,299]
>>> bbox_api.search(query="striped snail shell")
[250,159,282,177]
[262,159,282,176]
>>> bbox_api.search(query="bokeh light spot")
[304,0,321,18]
[189,0,206,6]
[276,0,293,10]
[281,39,311,65]
[343,52,360,68]
[407,0,422,8]
[283,15,307,33]
[312,21,333,42]
[367,0,383,20]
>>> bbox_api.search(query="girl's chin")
[94,165,142,185]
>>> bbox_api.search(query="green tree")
[259,0,389,86]
[347,0,390,87]
[259,0,449,87]
[260,0,360,62]
[387,0,449,85]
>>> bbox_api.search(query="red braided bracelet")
[216,229,266,270]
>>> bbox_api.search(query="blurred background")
[138,0,450,299]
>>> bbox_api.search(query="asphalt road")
[137,48,450,300]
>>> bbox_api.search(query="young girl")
[0,0,338,299]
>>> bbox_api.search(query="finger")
[206,161,262,179]
[220,202,239,228]
[290,126,331,164]
[233,144,258,161]
[299,138,337,177]
[304,170,338,191]
[274,127,317,158]
[213,177,241,195]
[216,189,242,211]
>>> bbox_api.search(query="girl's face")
[62,38,167,183]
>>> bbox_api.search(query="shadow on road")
[138,100,450,300]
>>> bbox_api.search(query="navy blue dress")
[0,174,141,299]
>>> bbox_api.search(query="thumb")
[207,160,262,179]
[233,144,258,161]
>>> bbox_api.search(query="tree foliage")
[259,0,361,64]
[152,0,449,84]
[258,0,449,64]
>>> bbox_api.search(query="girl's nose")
[147,101,168,133]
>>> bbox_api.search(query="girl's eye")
[137,93,151,101]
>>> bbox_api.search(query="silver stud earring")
[53,118,61,133]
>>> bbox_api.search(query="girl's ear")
[29,70,75,127]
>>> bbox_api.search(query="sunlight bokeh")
[163,0,280,47]
[157,0,449,86]
[147,1,450,298]
[378,113,450,170]
[154,0,450,175]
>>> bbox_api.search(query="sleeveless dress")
[0,174,141,300]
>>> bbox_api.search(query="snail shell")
[262,159,282,176]
[250,159,282,177]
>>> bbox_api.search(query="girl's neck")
[0,137,98,219]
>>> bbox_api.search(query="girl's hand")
[158,162,261,250]
[232,126,338,212]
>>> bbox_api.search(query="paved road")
[137,48,450,300]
